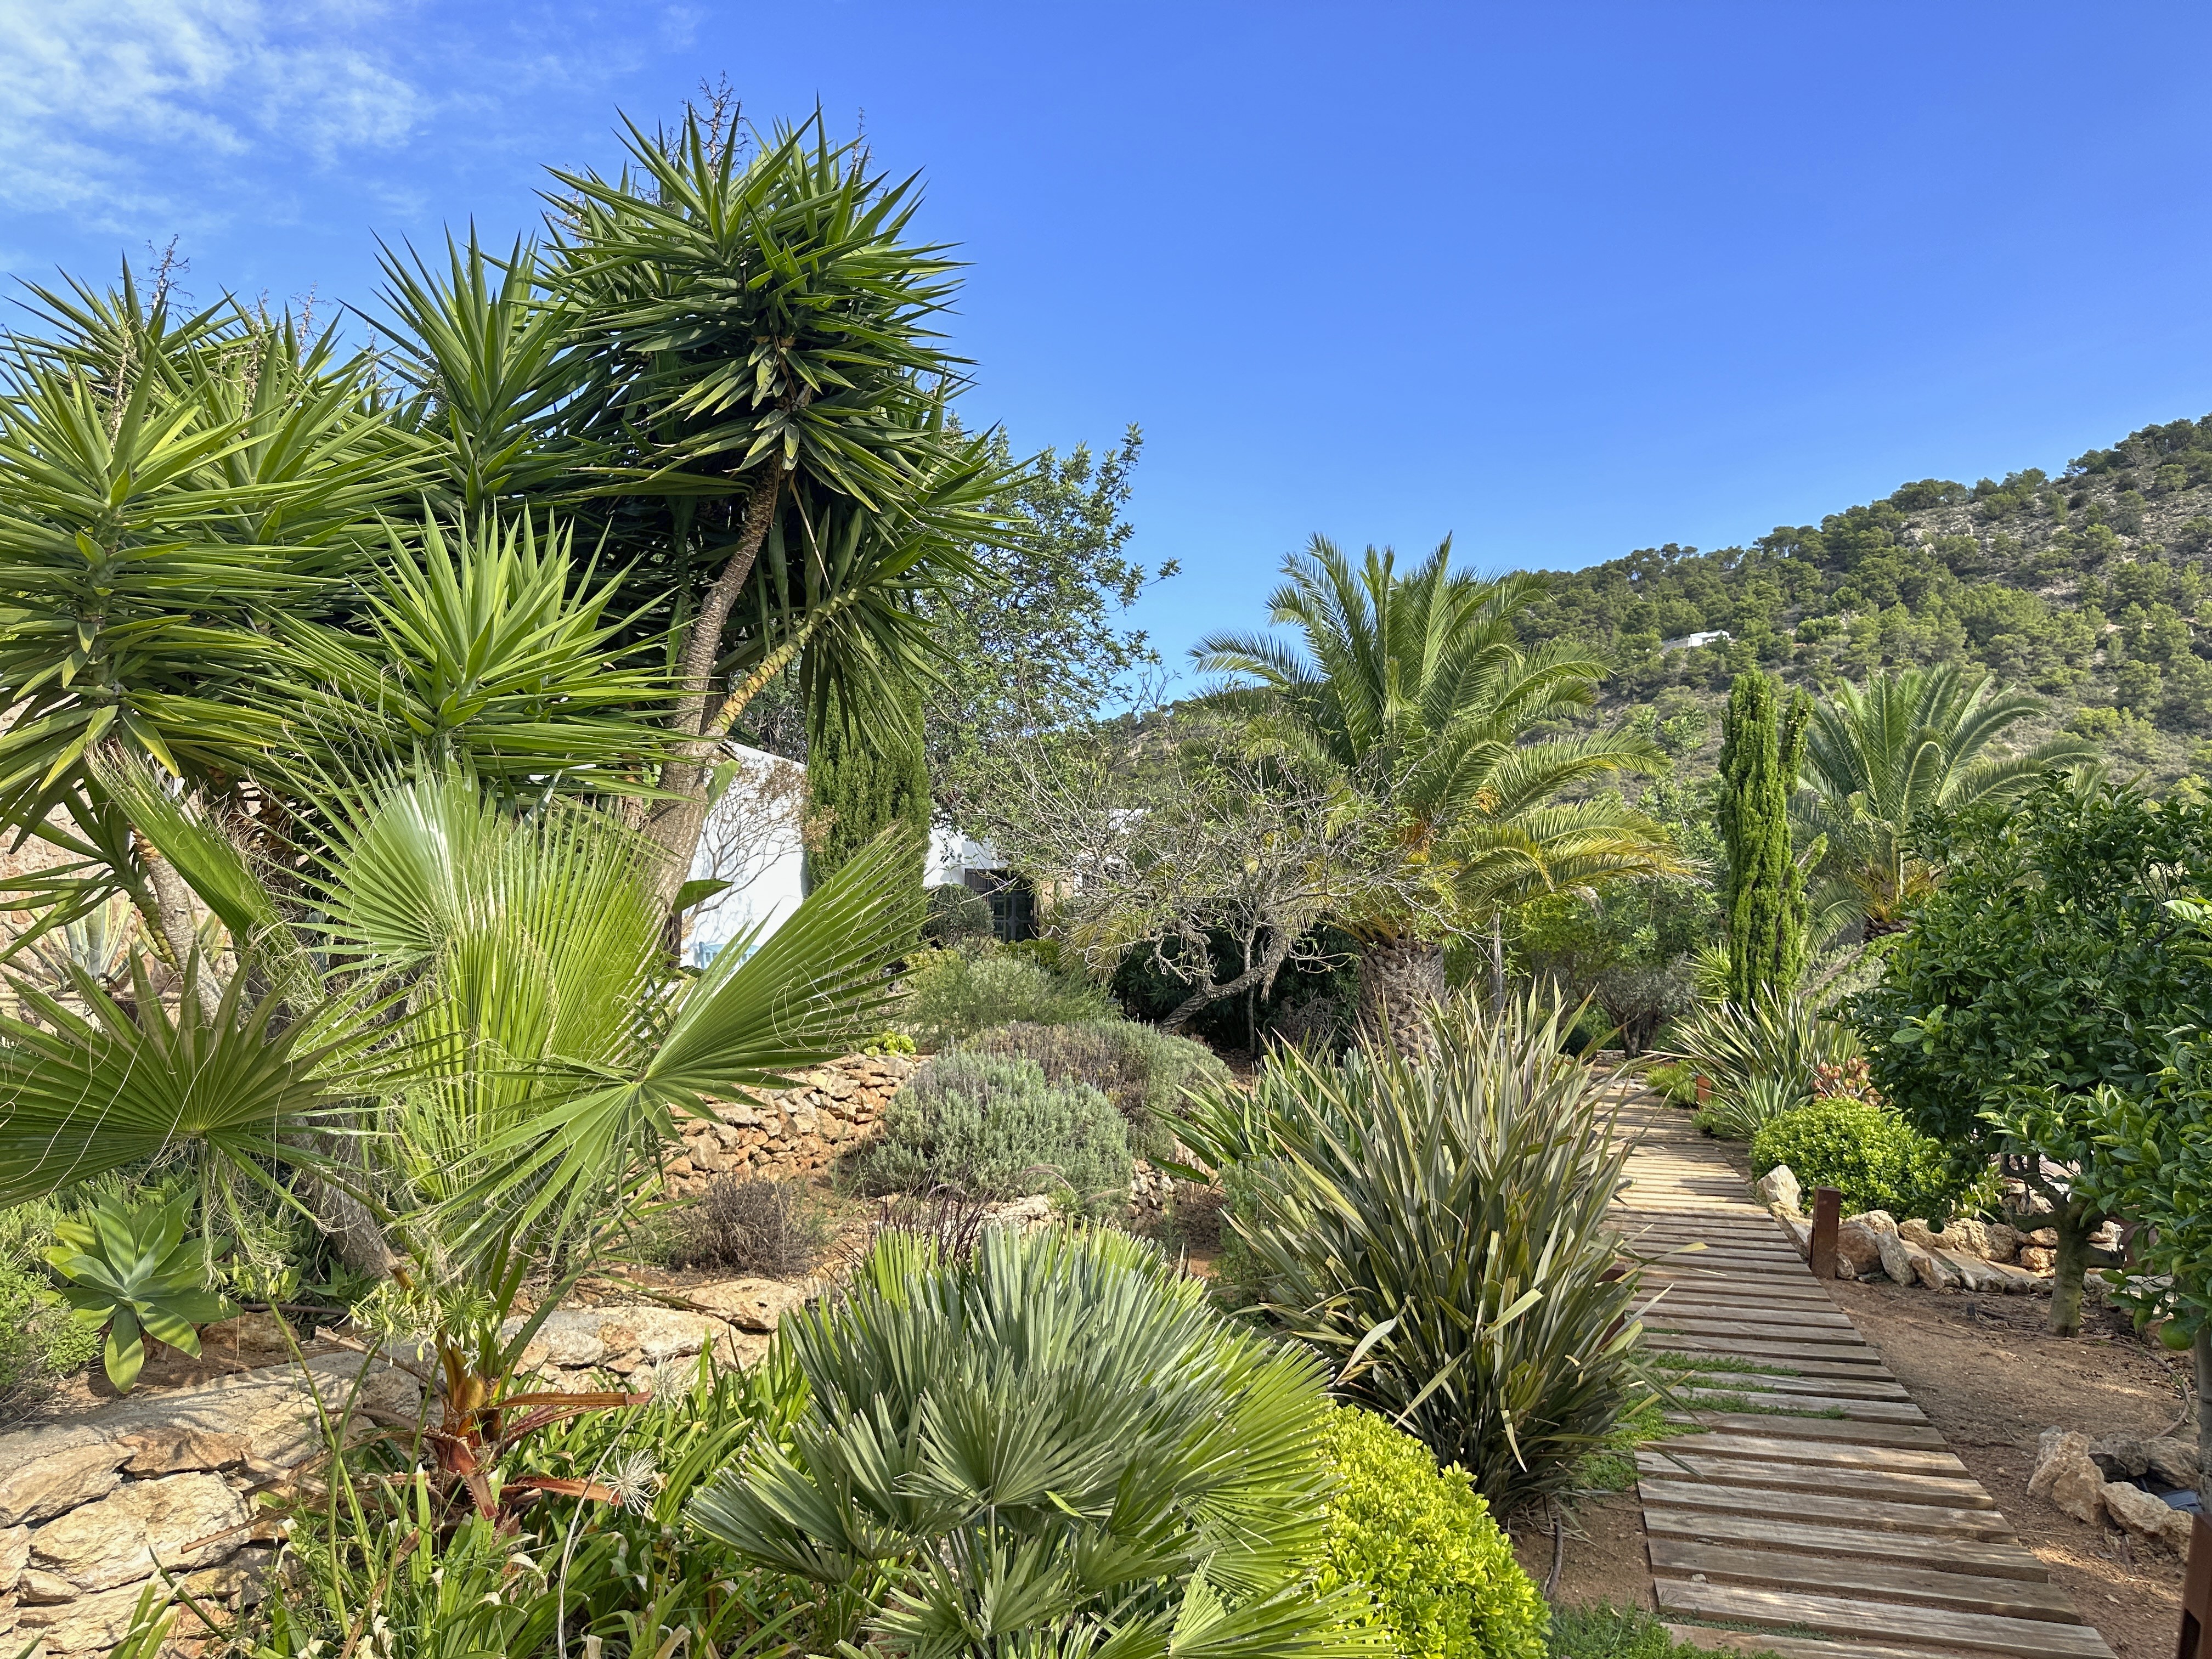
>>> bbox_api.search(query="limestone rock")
[503,1306,731,1372]
[0,1442,124,1528]
[1875,1230,1922,1288]
[2029,1429,2109,1526]
[0,1522,29,1588]
[1933,1249,2004,1293]
[687,1278,808,1334]
[2089,1436,2151,1479]
[1906,1243,1959,1290]
[1753,1165,1802,1214]
[2017,1246,2058,1274]
[2103,1478,2196,1551]
[1898,1218,1942,1252]
[1775,1211,1813,1257]
[2027,1228,2059,1248]
[117,1425,253,1476]
[28,1471,250,1593]
[1982,1222,2023,1264]
[2144,1436,2202,1488]
[14,1551,265,1653]
[1851,1210,1900,1237]
[1834,1221,1885,1277]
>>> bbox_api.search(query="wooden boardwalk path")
[1610,1087,2115,1659]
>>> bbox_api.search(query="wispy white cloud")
[0,1,431,222]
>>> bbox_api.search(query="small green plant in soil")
[44,1190,233,1392]
[1549,1605,1782,1659]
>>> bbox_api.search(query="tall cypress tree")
[1718,672,1813,1005]
[804,682,931,917]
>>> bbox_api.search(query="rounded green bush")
[849,1051,1133,1213]
[1748,1096,1971,1223]
[1311,1406,1547,1659]
[900,946,1119,1048]
[921,883,995,945]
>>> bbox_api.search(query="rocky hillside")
[1521,413,2212,780]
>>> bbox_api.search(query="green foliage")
[960,1018,1230,1159]
[864,1030,919,1056]
[691,1224,1362,1658]
[1718,672,1813,1002]
[44,1191,232,1392]
[899,944,1119,1047]
[1312,1407,1547,1659]
[1547,1605,1781,1659]
[806,681,931,905]
[1641,1062,1696,1107]
[850,1051,1133,1212]
[1182,993,1646,1510]
[1856,778,2212,1329]
[1748,1097,1974,1222]
[1664,994,1855,1138]
[0,1254,98,1423]
[1795,665,2090,938]
[921,882,995,945]
[249,1352,840,1658]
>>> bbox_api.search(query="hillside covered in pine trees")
[1520,413,2212,779]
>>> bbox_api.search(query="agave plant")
[44,1190,235,1392]
[1662,991,1857,1140]
[1181,991,1645,1511]
[692,1224,1363,1658]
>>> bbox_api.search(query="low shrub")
[1693,1072,1806,1141]
[1640,1061,1696,1107]
[899,945,1118,1048]
[959,1018,1229,1158]
[1548,1604,1781,1659]
[0,1256,100,1427]
[692,1225,1357,1656]
[1312,1406,1547,1659]
[848,1051,1133,1214]
[1748,1096,1975,1223]
[1182,991,1646,1510]
[670,1176,833,1277]
[921,882,994,945]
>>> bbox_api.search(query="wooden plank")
[1661,1623,2043,1659]
[1654,1327,1876,1353]
[1644,1301,1857,1329]
[1635,1452,1991,1507]
[1649,1539,2080,1621]
[1641,1508,2045,1579]
[1647,1430,1966,1472]
[1651,1581,2114,1659]
[1644,1335,1892,1375]
[1662,1411,1946,1448]
[1661,1370,1910,1400]
[1669,1389,1928,1424]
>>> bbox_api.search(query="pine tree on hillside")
[805,684,932,919]
[1718,672,1813,1004]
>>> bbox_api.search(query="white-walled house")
[681,749,1034,964]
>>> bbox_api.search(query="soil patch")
[1832,1274,2194,1659]
[1514,1488,1654,1613]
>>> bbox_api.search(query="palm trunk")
[644,467,785,906]
[1357,936,1447,1056]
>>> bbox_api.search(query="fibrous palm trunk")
[1357,936,1447,1056]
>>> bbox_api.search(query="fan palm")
[1795,664,2094,938]
[0,753,921,1465]
[1194,536,1677,1047]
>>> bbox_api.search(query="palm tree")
[1796,664,2095,937]
[1195,536,1679,1048]
[0,754,919,1499]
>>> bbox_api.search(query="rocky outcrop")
[2030,1426,2199,1552]
[0,1353,418,1654]
[667,1053,921,1194]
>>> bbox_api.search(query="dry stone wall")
[0,1352,420,1655]
[665,1052,921,1194]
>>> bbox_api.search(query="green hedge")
[1748,1096,1974,1223]
[1312,1406,1547,1659]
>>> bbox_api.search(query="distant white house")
[1659,628,1732,653]
[681,752,1034,964]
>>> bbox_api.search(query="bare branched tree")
[980,721,1408,1031]
[682,748,809,955]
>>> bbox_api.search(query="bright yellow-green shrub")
[1313,1406,1547,1659]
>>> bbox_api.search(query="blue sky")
[7,2,2212,679]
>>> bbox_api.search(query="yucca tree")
[1795,664,2094,938]
[1194,536,1676,1047]
[541,107,1018,894]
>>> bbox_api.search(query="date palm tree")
[1796,664,2095,938]
[1195,536,1678,1049]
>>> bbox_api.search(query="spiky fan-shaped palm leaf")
[1795,664,2095,930]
